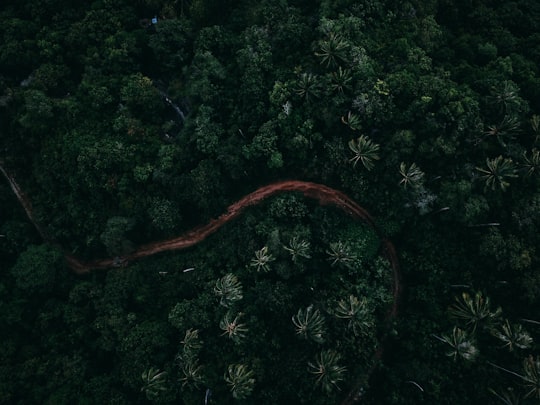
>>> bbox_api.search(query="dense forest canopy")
[1,0,540,403]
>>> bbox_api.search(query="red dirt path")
[2,165,401,316]
[1,166,401,320]
[64,181,401,315]
[2,166,401,403]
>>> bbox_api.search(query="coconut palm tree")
[283,236,311,262]
[399,162,425,189]
[334,295,374,336]
[448,291,502,333]
[315,33,349,68]
[250,246,275,272]
[214,273,243,308]
[476,156,518,191]
[141,367,167,400]
[326,241,356,268]
[220,311,248,343]
[491,320,533,351]
[348,135,380,170]
[224,364,255,399]
[292,305,326,343]
[433,327,479,361]
[308,350,347,393]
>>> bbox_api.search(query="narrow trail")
[1,163,401,318]
[63,180,401,317]
[1,164,402,404]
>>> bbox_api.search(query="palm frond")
[448,291,502,333]
[476,156,518,191]
[292,305,326,343]
[334,295,374,336]
[220,311,248,343]
[250,246,275,272]
[399,162,424,189]
[434,327,479,361]
[491,320,533,351]
[348,135,380,171]
[214,273,243,307]
[308,350,347,393]
[141,367,167,400]
[224,364,255,399]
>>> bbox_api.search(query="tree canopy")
[1,0,540,403]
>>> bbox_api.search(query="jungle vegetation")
[1,0,540,403]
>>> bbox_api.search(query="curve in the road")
[64,180,401,314]
[1,166,401,404]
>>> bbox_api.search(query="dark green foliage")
[2,0,540,403]
[100,216,136,256]
[148,18,192,77]
[10,244,63,294]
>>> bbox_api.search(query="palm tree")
[399,162,425,189]
[179,358,204,390]
[177,329,204,390]
[331,67,352,93]
[295,73,321,101]
[341,111,362,131]
[178,328,203,362]
[334,295,374,336]
[283,236,311,262]
[315,33,349,68]
[484,115,520,147]
[224,364,255,399]
[141,367,168,400]
[488,81,521,114]
[348,135,380,170]
[448,291,502,333]
[522,149,540,177]
[250,246,275,272]
[433,327,479,361]
[308,350,347,393]
[326,241,356,268]
[292,305,326,343]
[491,320,533,351]
[476,156,518,191]
[214,273,243,308]
[220,311,248,343]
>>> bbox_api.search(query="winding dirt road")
[64,181,401,315]
[1,166,401,314]
[1,164,402,404]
